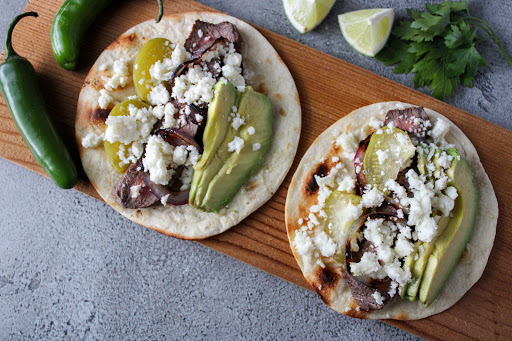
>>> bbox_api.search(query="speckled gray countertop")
[1,0,510,340]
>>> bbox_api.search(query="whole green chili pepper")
[0,12,78,189]
[51,0,164,70]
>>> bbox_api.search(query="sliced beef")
[343,271,392,311]
[111,161,159,209]
[344,214,397,311]
[142,169,190,206]
[197,57,223,78]
[396,168,413,197]
[354,134,372,195]
[156,128,202,152]
[384,107,431,143]
[185,20,241,58]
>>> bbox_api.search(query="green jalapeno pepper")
[0,12,78,189]
[51,0,164,70]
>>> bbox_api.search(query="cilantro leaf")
[376,39,416,74]
[410,5,451,37]
[376,0,510,100]
[444,22,476,49]
[437,0,468,14]
[446,44,486,79]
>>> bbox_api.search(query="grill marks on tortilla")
[112,32,138,49]
[91,108,111,124]
[312,266,341,306]
[305,163,328,195]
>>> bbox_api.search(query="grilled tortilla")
[76,12,301,239]
[286,102,497,319]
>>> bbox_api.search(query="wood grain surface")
[1,0,511,339]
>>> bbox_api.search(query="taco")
[76,12,301,239]
[286,102,497,319]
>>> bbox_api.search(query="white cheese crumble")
[161,194,170,206]
[252,143,261,151]
[142,135,175,185]
[337,175,356,193]
[368,116,383,129]
[104,104,157,145]
[313,232,337,257]
[351,253,380,274]
[142,135,201,185]
[179,165,195,191]
[81,132,104,148]
[152,102,177,129]
[147,84,170,105]
[361,187,385,208]
[130,185,142,199]
[231,113,245,130]
[293,231,315,257]
[376,149,389,164]
[102,67,128,91]
[220,43,246,92]
[336,133,358,156]
[149,44,190,83]
[372,291,384,305]
[98,89,114,109]
[116,142,144,168]
[431,118,450,144]
[172,64,217,105]
[227,136,245,153]
[247,126,255,135]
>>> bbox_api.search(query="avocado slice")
[418,152,478,306]
[190,82,272,212]
[189,81,239,205]
[322,191,362,263]
[416,145,428,176]
[400,247,418,299]
[404,215,451,300]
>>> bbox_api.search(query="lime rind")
[284,0,336,34]
[338,8,394,57]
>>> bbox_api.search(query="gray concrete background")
[1,0,510,339]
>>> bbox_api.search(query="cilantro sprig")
[377,0,512,100]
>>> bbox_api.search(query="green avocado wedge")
[189,81,239,206]
[418,151,479,307]
[190,81,272,213]
[404,214,451,300]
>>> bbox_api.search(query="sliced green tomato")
[104,99,150,173]
[364,126,416,190]
[323,191,362,263]
[133,38,174,102]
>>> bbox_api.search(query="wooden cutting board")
[1,0,511,339]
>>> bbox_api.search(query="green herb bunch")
[377,0,512,100]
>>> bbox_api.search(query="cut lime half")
[338,8,394,57]
[283,0,336,34]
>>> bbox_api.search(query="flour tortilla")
[286,102,498,319]
[76,12,301,239]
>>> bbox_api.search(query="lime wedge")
[338,8,394,57]
[283,0,336,34]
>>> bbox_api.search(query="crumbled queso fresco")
[82,38,249,191]
[292,114,459,296]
